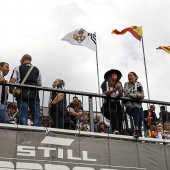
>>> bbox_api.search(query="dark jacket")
[143,110,157,128]
[19,64,40,100]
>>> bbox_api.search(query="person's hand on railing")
[67,107,77,116]
[77,110,83,117]
[140,93,145,99]
[0,75,6,84]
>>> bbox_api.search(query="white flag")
[61,28,96,52]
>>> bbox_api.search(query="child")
[156,124,164,139]
[145,121,157,138]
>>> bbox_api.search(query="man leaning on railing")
[0,62,10,124]
[9,54,42,127]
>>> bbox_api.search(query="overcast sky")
[1,0,170,114]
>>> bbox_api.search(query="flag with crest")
[61,28,96,52]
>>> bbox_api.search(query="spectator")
[97,121,111,134]
[94,114,102,132]
[94,114,101,124]
[7,103,19,124]
[164,121,170,131]
[66,99,83,130]
[73,96,78,101]
[72,96,83,110]
[158,106,170,126]
[124,72,144,137]
[145,121,157,138]
[49,79,66,129]
[41,116,51,127]
[162,121,170,139]
[156,124,164,139]
[143,105,157,137]
[101,69,124,134]
[0,62,10,123]
[9,54,42,126]
[27,111,33,126]
[78,113,90,132]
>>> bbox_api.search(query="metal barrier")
[2,82,170,142]
[1,83,170,170]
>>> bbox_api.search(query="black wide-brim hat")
[104,69,122,80]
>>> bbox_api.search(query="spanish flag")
[112,26,143,41]
[156,46,170,54]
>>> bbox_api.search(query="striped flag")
[112,26,143,41]
[61,28,96,52]
[156,46,170,54]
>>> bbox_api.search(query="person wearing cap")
[101,69,124,134]
[124,72,144,137]
[49,79,66,129]
[9,54,42,126]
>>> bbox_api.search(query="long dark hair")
[108,74,120,87]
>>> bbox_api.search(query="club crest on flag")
[73,29,86,43]
[61,28,96,52]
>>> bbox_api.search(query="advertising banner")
[0,129,169,170]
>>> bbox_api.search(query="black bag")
[64,112,70,127]
[21,88,39,100]
[101,102,111,120]
[64,112,75,128]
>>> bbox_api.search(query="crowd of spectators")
[4,100,170,140]
[143,105,170,139]
[4,97,170,140]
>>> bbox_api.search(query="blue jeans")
[17,99,41,126]
[126,106,143,131]
[0,104,10,123]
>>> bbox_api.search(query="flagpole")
[94,32,102,111]
[141,36,150,100]
[95,32,101,95]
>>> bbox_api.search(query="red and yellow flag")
[156,46,170,54]
[112,26,143,41]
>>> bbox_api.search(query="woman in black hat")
[101,69,124,134]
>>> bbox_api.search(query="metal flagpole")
[94,32,102,111]
[141,36,150,100]
[95,33,101,95]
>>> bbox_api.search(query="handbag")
[13,87,21,98]
[13,65,34,98]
